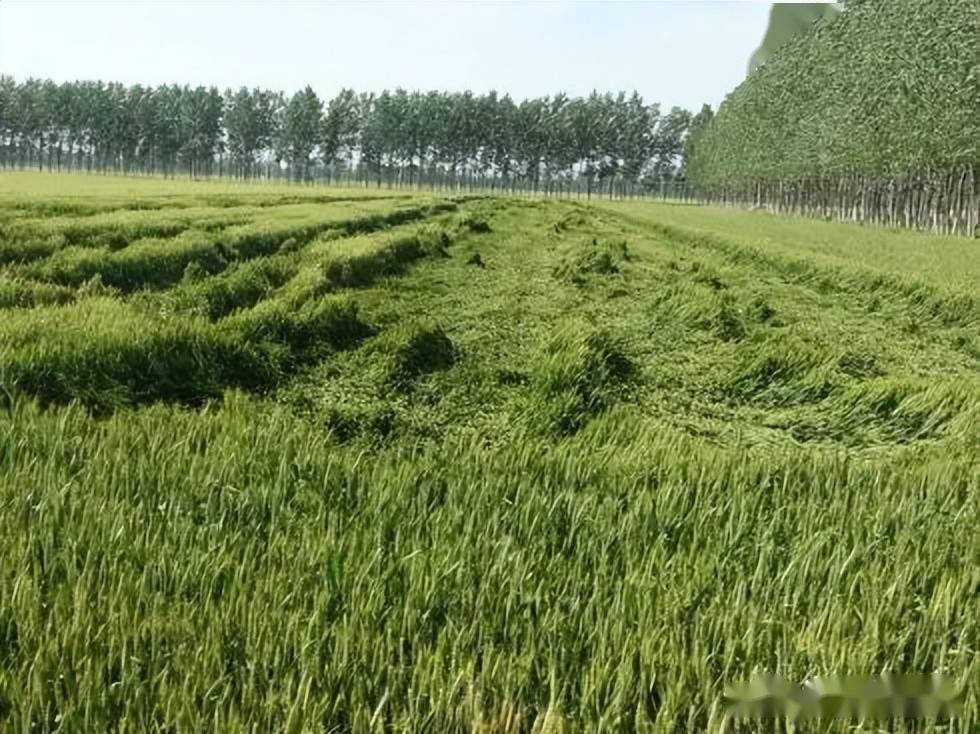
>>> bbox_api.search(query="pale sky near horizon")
[0,1,777,112]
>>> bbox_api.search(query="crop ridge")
[619,214,979,329]
[0,179,975,730]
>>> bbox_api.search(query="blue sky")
[0,1,774,112]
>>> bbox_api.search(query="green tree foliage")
[748,3,840,74]
[279,87,323,182]
[225,88,281,178]
[178,86,224,177]
[651,106,693,182]
[320,88,360,176]
[691,0,979,235]
[0,77,700,197]
[681,103,714,177]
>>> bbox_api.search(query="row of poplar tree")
[0,77,711,198]
[4,2,974,232]
[688,0,979,235]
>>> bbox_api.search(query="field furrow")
[0,174,975,732]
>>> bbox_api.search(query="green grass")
[0,172,976,732]
[595,200,980,301]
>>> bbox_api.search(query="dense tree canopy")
[748,3,840,74]
[0,77,701,197]
[690,0,979,234]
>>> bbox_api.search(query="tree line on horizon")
[3,1,975,233]
[0,77,711,198]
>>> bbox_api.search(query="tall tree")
[321,88,360,179]
[680,103,713,182]
[177,86,224,177]
[0,76,16,167]
[278,87,322,182]
[649,106,692,187]
[225,87,279,178]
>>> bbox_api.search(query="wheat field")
[0,172,976,732]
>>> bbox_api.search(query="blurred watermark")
[723,673,966,721]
